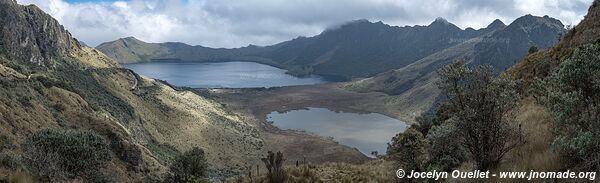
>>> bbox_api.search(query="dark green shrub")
[0,134,12,151]
[262,151,286,183]
[425,121,468,171]
[0,151,22,170]
[387,128,429,172]
[436,62,524,170]
[23,128,112,181]
[540,43,600,170]
[528,46,539,54]
[169,147,209,182]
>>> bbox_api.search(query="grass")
[227,159,396,183]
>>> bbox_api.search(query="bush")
[169,147,209,182]
[425,120,468,171]
[262,151,286,183]
[528,46,539,54]
[0,134,12,151]
[436,62,524,170]
[23,128,112,181]
[540,43,600,170]
[387,128,429,173]
[0,151,22,170]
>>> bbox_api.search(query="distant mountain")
[97,18,505,79]
[347,14,565,121]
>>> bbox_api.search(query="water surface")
[123,61,328,88]
[267,107,408,157]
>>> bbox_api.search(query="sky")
[16,0,595,48]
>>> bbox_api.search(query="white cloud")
[16,0,594,48]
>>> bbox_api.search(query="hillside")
[97,18,504,79]
[347,14,565,122]
[506,1,600,85]
[0,0,368,181]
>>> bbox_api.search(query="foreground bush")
[169,147,209,182]
[388,62,524,174]
[537,43,600,170]
[387,128,429,173]
[262,151,286,183]
[23,128,112,181]
[436,62,523,170]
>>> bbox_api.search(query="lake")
[123,61,329,88]
[267,107,408,157]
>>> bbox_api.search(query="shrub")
[0,134,12,151]
[540,43,600,170]
[262,151,286,183]
[169,147,209,182]
[387,128,429,172]
[436,62,524,170]
[425,120,468,171]
[23,128,112,181]
[0,151,22,170]
[528,46,539,54]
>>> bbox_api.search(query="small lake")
[123,61,329,88]
[267,107,408,157]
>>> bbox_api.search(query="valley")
[1,0,599,182]
[191,83,406,164]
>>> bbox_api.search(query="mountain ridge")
[346,14,565,122]
[96,18,506,78]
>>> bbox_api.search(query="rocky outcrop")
[0,0,79,66]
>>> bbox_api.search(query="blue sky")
[17,0,595,48]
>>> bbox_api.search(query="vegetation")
[262,151,286,183]
[387,128,429,172]
[168,147,209,182]
[425,120,468,171]
[388,62,525,179]
[437,62,524,170]
[528,46,539,54]
[534,43,600,170]
[22,128,112,181]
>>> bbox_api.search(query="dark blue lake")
[123,61,329,88]
[268,107,408,157]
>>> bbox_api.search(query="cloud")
[16,0,594,48]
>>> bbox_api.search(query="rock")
[0,0,80,66]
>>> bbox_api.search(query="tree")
[262,151,286,183]
[170,147,209,182]
[541,43,600,170]
[425,120,468,171]
[436,62,523,170]
[23,129,112,181]
[387,128,429,173]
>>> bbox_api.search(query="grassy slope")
[346,38,479,122]
[0,1,265,180]
[506,1,600,86]
[95,37,171,64]
[0,49,266,181]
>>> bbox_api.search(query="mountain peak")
[487,19,506,29]
[428,17,462,31]
[509,14,564,30]
[431,17,450,25]
[120,36,141,42]
[322,19,389,34]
